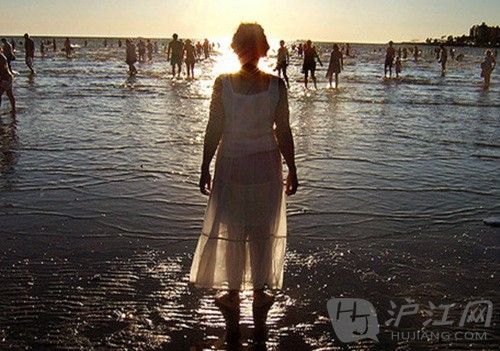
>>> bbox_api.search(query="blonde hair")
[231,23,270,62]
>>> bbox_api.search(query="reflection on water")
[0,39,499,349]
[0,114,18,190]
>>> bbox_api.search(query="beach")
[0,38,499,350]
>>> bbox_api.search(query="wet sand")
[0,39,499,350]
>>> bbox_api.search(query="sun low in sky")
[1,0,499,43]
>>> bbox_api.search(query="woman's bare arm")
[274,78,298,195]
[200,76,224,194]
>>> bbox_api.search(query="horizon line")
[0,33,426,45]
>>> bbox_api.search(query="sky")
[1,0,499,43]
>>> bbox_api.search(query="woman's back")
[220,73,280,157]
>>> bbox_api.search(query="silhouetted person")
[146,39,153,61]
[40,42,46,58]
[64,37,72,58]
[183,39,196,78]
[191,22,297,345]
[52,38,57,52]
[384,41,395,78]
[275,40,290,88]
[167,33,183,78]
[118,39,122,48]
[196,41,203,57]
[137,40,146,62]
[125,39,137,75]
[395,54,402,78]
[0,52,16,113]
[438,43,447,76]
[10,38,16,51]
[414,45,419,61]
[103,39,108,48]
[302,40,322,89]
[345,43,350,57]
[326,43,343,88]
[203,38,210,59]
[84,40,88,47]
[434,47,440,60]
[1,38,15,74]
[23,33,35,74]
[402,47,408,59]
[297,43,303,57]
[481,49,496,90]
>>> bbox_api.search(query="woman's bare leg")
[253,288,274,341]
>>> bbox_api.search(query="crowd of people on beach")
[125,34,213,78]
[0,31,498,114]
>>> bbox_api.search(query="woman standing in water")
[125,39,137,75]
[190,23,298,341]
[326,44,343,88]
[302,40,322,89]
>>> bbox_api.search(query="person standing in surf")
[23,33,35,75]
[0,52,16,113]
[183,39,196,78]
[480,49,496,90]
[1,38,15,74]
[203,38,210,59]
[190,22,298,342]
[167,33,183,78]
[40,42,46,58]
[146,39,154,61]
[326,43,343,88]
[438,43,448,77]
[395,54,402,78]
[275,40,290,88]
[137,40,146,62]
[125,39,138,75]
[302,40,322,89]
[64,38,72,58]
[384,41,395,78]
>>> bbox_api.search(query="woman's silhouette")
[190,23,298,342]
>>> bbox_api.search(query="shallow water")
[0,38,499,350]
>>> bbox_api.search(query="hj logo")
[327,297,494,344]
[327,298,380,343]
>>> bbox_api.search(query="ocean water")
[0,38,499,350]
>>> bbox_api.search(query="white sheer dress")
[190,74,287,291]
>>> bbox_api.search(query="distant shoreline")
[400,41,499,48]
[1,34,498,48]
